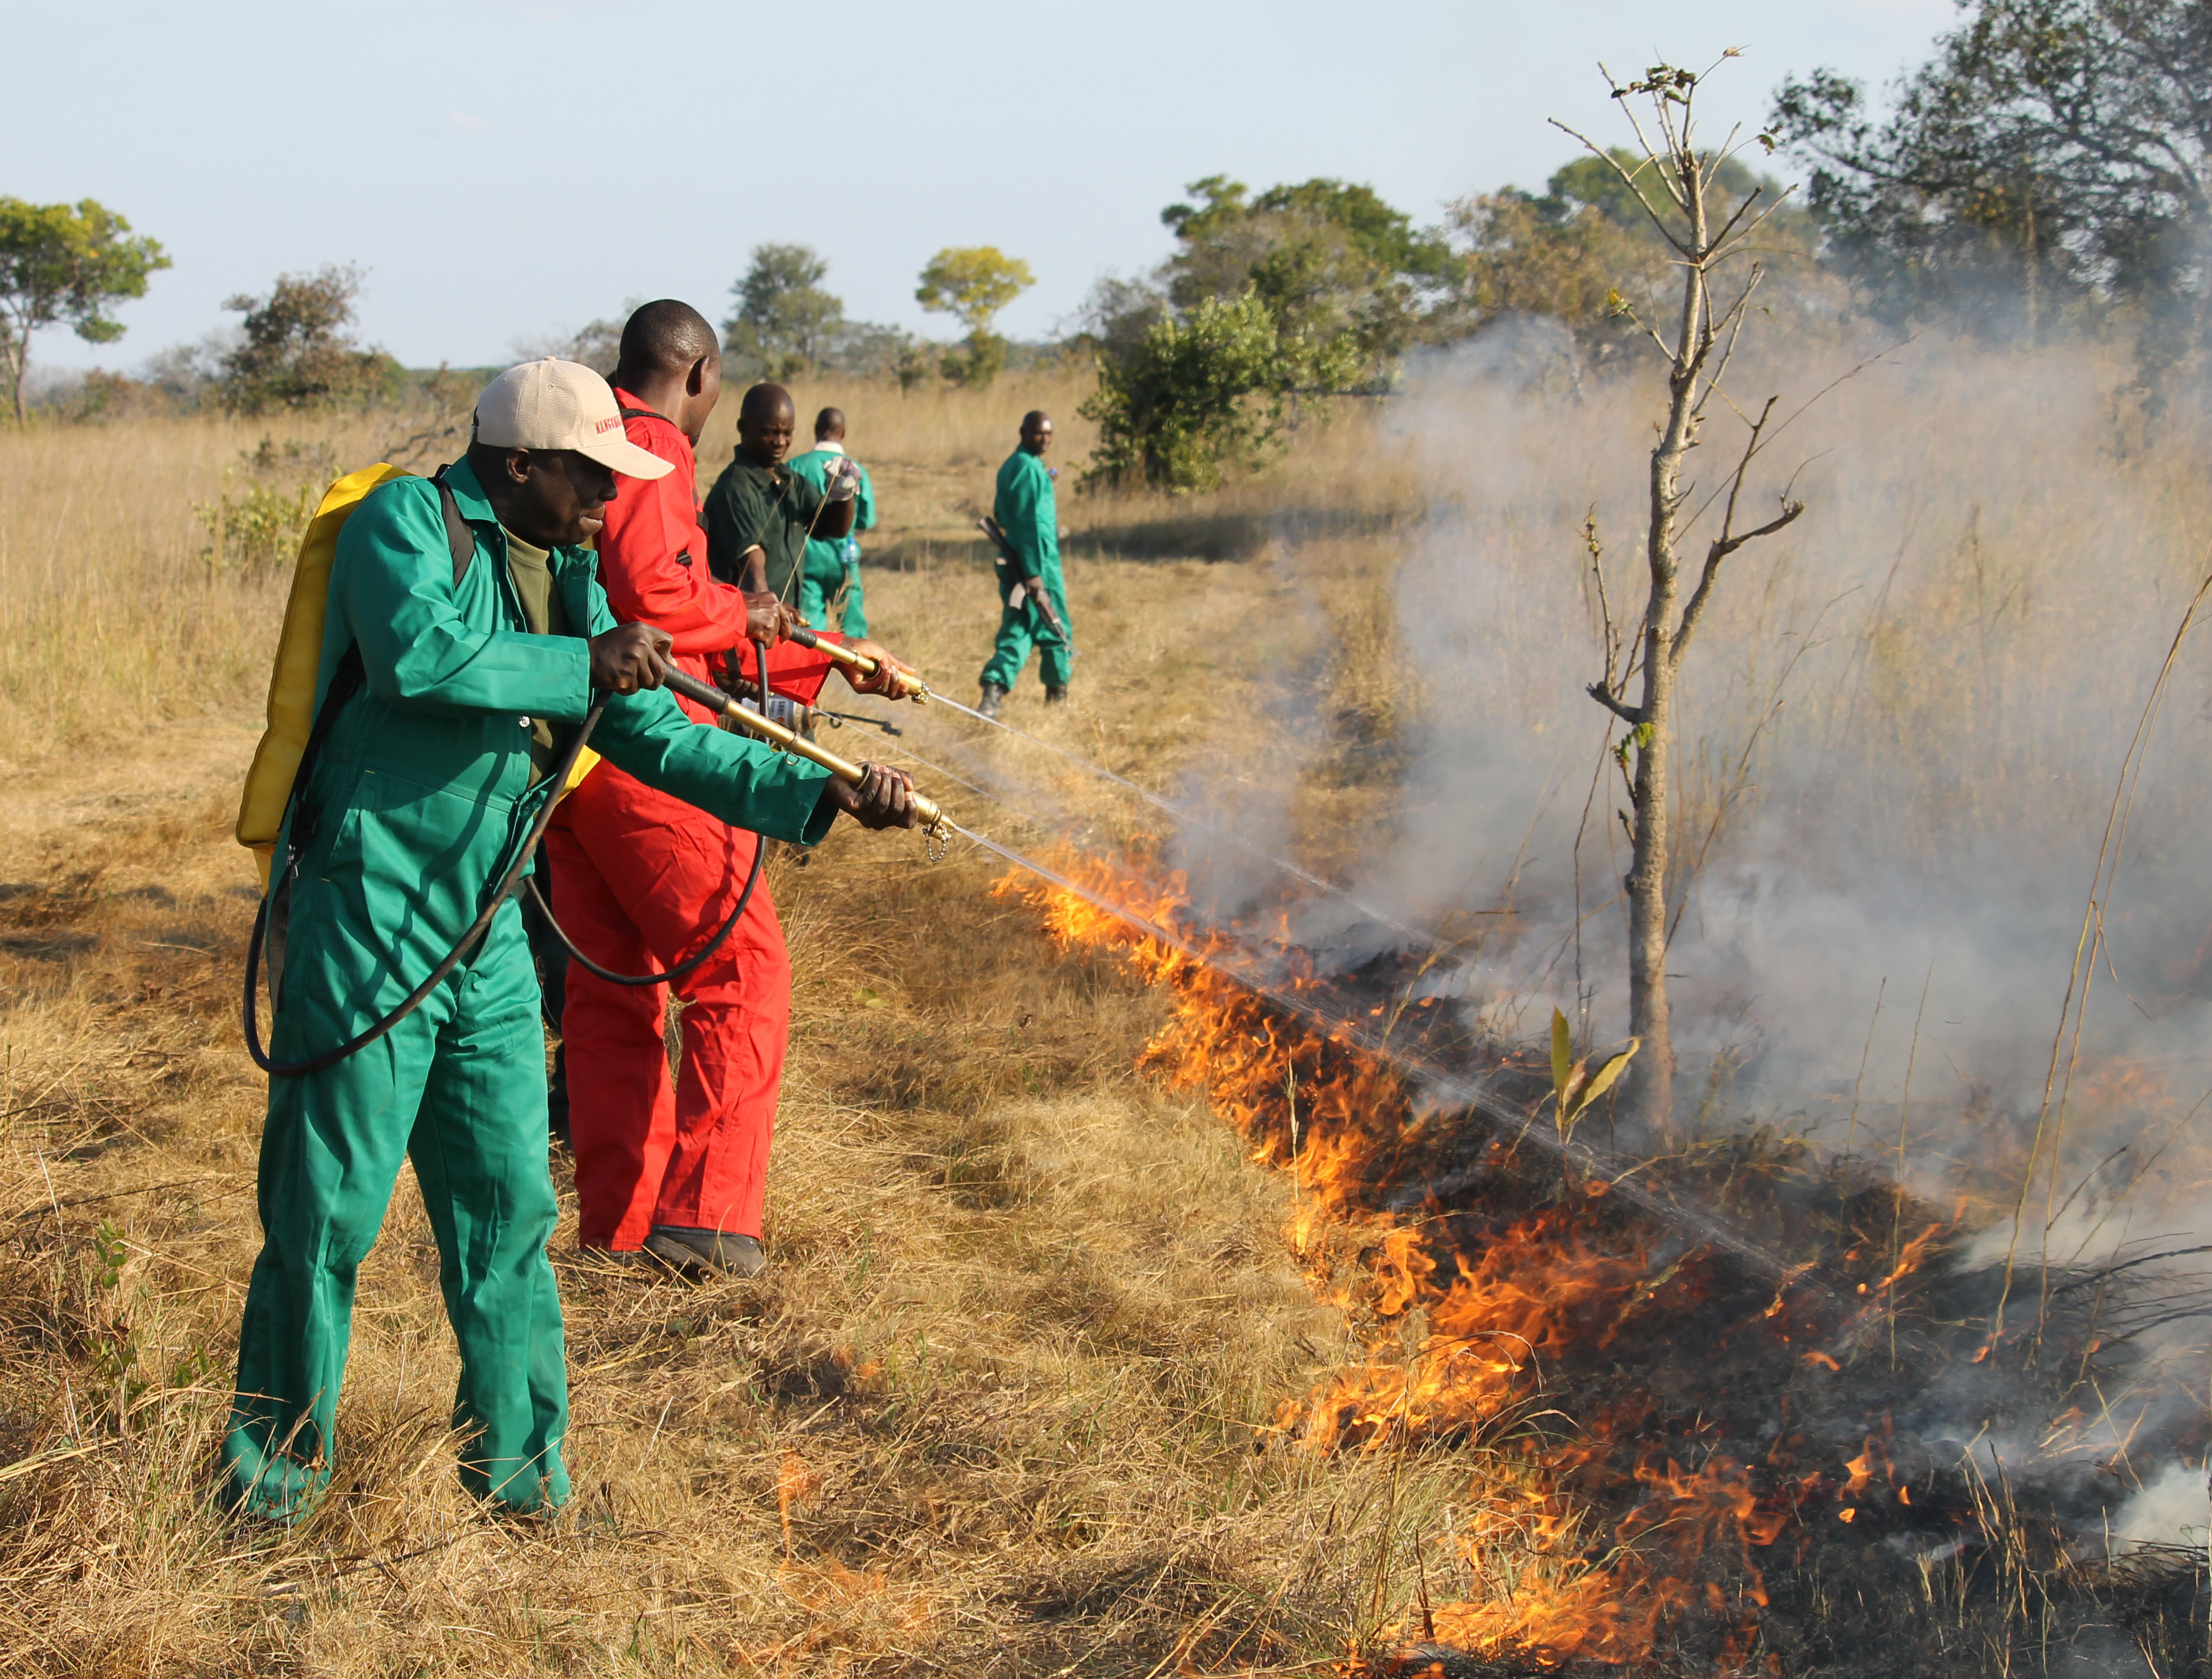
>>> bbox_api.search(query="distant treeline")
[14,1,2212,482]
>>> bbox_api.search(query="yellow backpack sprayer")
[235,463,949,1078]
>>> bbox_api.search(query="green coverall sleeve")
[336,478,592,720]
[855,466,877,535]
[558,562,839,845]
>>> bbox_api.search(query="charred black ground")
[1054,890,2212,1678]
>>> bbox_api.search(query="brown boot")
[643,1226,766,1278]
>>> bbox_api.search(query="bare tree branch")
[1597,64,1687,207]
[1706,183,1771,252]
[1719,186,1799,252]
[1549,117,1693,255]
[1693,265,1765,416]
[1673,501,1806,667]
[1680,337,1913,534]
[1586,682,1645,726]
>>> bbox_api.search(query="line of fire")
[989,841,2212,1677]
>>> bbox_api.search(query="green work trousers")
[979,561,1071,693]
[224,758,568,1522]
[798,541,867,638]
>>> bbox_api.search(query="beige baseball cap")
[473,358,673,480]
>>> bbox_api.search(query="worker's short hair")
[815,406,845,439]
[617,299,717,374]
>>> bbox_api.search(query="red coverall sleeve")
[595,419,755,657]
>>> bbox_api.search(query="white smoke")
[2107,1459,2210,1551]
[1301,324,2212,1232]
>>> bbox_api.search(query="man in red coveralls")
[545,300,916,1276]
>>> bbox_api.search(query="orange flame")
[778,1450,819,1559]
[998,848,1872,1673]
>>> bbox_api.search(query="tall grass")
[4,337,2200,1673]
[0,372,1111,765]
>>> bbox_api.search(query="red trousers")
[545,760,790,1250]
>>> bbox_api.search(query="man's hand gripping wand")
[659,660,952,858]
[782,623,934,704]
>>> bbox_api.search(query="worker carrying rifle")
[785,406,874,636]
[548,303,916,1276]
[223,358,919,1523]
[977,410,1070,719]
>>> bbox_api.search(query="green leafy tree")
[725,244,846,379]
[916,246,1035,386]
[218,266,396,413]
[1078,177,1430,492]
[1772,0,2212,363]
[0,197,169,422]
[1081,289,1360,492]
[1160,175,1456,370]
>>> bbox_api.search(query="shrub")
[217,266,396,413]
[194,475,318,574]
[1080,290,1358,493]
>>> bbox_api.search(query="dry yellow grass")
[6,338,2207,1675]
[0,378,1479,1675]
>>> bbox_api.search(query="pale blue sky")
[18,0,1955,373]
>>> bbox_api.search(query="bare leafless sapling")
[1560,55,1806,1132]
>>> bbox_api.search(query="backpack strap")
[432,469,476,587]
[617,404,665,423]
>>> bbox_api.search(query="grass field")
[4,344,2211,1676]
[0,377,1466,1675]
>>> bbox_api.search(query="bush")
[194,474,318,573]
[1081,290,1356,493]
[218,266,396,414]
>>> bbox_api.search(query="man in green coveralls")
[225,360,917,1522]
[784,406,874,636]
[702,383,858,601]
[978,410,1070,719]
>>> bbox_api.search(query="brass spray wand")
[658,660,951,857]
[782,623,935,704]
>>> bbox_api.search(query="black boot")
[644,1226,766,1278]
[978,681,1009,720]
[1045,685,1068,704]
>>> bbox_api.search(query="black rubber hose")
[516,634,778,989]
[522,831,762,989]
[243,693,610,1079]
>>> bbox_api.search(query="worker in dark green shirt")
[785,406,875,636]
[702,383,859,603]
[979,410,1070,718]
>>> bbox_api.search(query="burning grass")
[996,843,2212,1677]
[4,348,2211,1677]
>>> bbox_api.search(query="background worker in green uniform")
[978,410,1071,719]
[784,406,874,636]
[225,360,918,1523]
[702,383,859,601]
